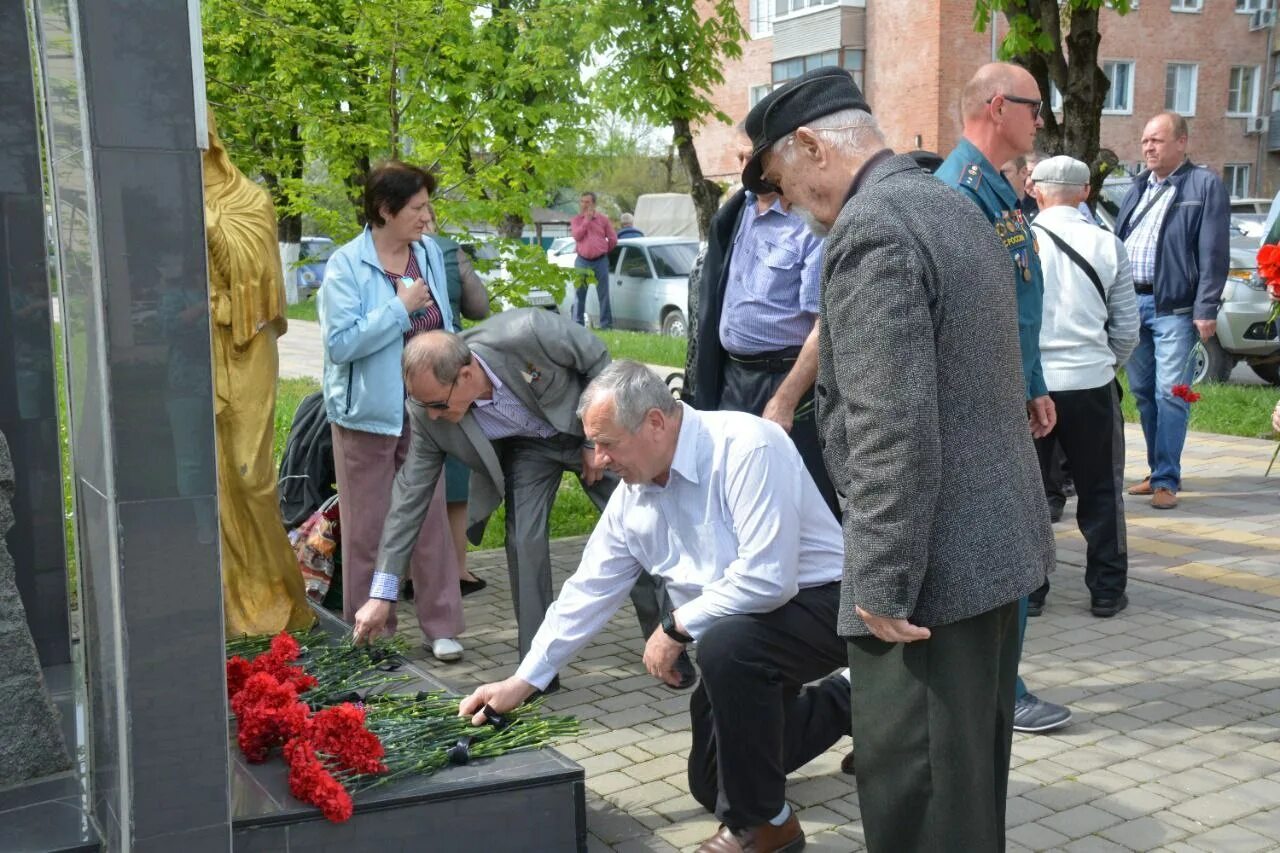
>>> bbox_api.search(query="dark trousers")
[720,355,840,518]
[1032,383,1128,603]
[849,601,1021,853]
[495,434,665,656]
[573,254,612,329]
[687,583,849,828]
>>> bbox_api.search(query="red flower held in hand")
[1171,384,1201,403]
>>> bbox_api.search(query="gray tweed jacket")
[816,153,1054,637]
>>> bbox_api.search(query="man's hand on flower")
[459,677,537,726]
[352,598,394,645]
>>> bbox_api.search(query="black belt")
[1134,282,1154,295]
[726,347,801,374]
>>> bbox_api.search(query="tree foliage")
[975,0,1134,189]
[593,0,746,239]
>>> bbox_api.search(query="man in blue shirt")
[937,62,1071,736]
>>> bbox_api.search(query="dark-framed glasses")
[415,378,457,411]
[988,93,1043,118]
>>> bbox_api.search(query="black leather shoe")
[1048,501,1064,523]
[1027,599,1044,617]
[460,576,487,596]
[671,650,697,690]
[840,750,855,775]
[1091,594,1128,618]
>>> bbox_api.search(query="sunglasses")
[988,93,1043,118]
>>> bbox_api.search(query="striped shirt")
[383,252,443,339]
[470,354,556,441]
[1122,176,1176,286]
[718,193,824,354]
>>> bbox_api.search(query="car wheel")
[661,309,687,338]
[1247,360,1280,386]
[1192,337,1234,385]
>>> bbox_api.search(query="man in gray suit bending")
[742,68,1054,850]
[352,308,689,688]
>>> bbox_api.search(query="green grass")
[287,297,319,323]
[1117,371,1279,439]
[591,328,685,369]
[273,377,601,550]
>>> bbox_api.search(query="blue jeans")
[1125,294,1197,492]
[573,254,612,329]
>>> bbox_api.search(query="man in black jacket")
[685,134,838,517]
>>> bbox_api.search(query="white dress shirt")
[515,404,844,690]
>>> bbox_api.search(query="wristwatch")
[661,611,692,644]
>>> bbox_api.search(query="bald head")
[1141,111,1189,179]
[402,329,472,386]
[961,63,1038,120]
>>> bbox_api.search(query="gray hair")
[576,360,678,432]
[402,330,472,386]
[770,108,886,164]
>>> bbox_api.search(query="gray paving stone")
[1185,824,1276,853]
[1037,803,1123,839]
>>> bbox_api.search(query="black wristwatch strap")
[661,611,692,644]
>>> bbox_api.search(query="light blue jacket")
[318,227,452,435]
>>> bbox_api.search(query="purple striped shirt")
[384,252,443,339]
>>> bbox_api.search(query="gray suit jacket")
[376,308,610,579]
[816,153,1054,637]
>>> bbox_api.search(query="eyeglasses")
[415,378,457,411]
[988,93,1043,118]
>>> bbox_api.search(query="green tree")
[975,1,1135,190]
[594,0,746,239]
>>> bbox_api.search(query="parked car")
[458,235,559,312]
[1230,197,1272,216]
[297,236,335,300]
[1095,177,1279,385]
[555,237,699,336]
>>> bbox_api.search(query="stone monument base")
[231,607,586,852]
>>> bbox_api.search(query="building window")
[772,49,864,89]
[774,0,837,17]
[1236,0,1271,11]
[1166,63,1198,115]
[1223,163,1252,198]
[749,84,772,107]
[750,0,773,36]
[1227,66,1260,115]
[1170,0,1202,11]
[1102,61,1135,114]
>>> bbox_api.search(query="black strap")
[1032,223,1109,330]
[1122,183,1169,236]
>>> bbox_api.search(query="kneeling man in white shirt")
[460,360,849,853]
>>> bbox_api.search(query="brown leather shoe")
[695,813,805,853]
[1128,477,1154,496]
[1151,487,1178,510]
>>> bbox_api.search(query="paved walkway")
[376,424,1280,852]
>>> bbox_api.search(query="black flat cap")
[741,67,871,193]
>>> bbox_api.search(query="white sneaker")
[430,638,464,662]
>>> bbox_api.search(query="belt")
[1134,282,1154,295]
[726,347,801,374]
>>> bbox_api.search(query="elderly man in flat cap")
[742,67,1054,851]
[1027,156,1139,618]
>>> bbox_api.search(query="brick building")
[695,0,1280,198]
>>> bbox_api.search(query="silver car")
[555,237,700,337]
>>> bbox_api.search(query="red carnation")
[1171,384,1201,403]
[284,737,354,823]
[309,704,387,775]
[226,656,252,700]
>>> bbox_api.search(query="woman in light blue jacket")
[318,162,465,662]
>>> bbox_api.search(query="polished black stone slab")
[230,607,586,852]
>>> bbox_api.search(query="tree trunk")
[498,213,524,240]
[672,116,722,241]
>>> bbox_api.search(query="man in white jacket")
[1028,156,1140,618]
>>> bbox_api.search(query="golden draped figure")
[204,110,314,635]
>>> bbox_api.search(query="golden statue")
[203,110,314,635]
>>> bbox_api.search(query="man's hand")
[458,677,537,726]
[1028,395,1057,439]
[1272,399,1280,434]
[855,606,932,643]
[642,626,687,687]
[761,390,798,433]
[581,445,605,486]
[352,598,395,645]
[1194,319,1217,342]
